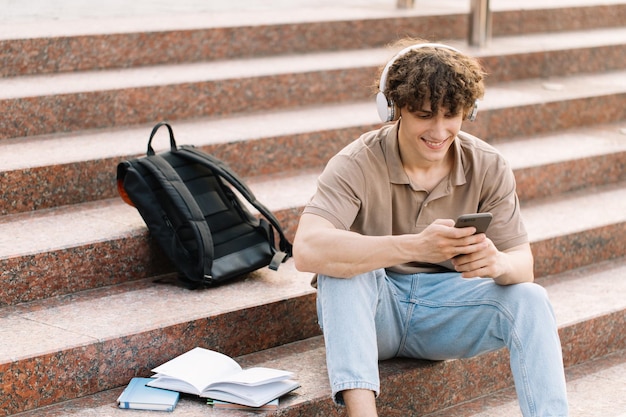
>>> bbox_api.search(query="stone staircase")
[1,1,625,416]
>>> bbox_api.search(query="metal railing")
[468,0,492,47]
[396,0,492,47]
[396,0,415,8]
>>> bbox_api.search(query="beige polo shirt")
[303,123,528,274]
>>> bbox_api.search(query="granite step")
[521,182,626,277]
[2,68,626,216]
[4,257,625,416]
[0,259,318,416]
[2,1,625,416]
[1,27,625,140]
[423,348,626,417]
[10,348,626,417]
[2,1,624,77]
[1,155,624,307]
[494,121,626,201]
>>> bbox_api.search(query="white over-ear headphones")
[376,43,479,123]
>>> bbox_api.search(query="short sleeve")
[302,154,365,230]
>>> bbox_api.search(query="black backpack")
[117,122,292,288]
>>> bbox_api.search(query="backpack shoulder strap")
[175,146,292,266]
[138,154,214,282]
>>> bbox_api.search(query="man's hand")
[451,235,499,278]
[423,220,534,285]
[411,219,488,264]
[451,237,535,285]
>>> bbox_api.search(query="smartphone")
[455,213,492,234]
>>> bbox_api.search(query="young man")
[293,39,569,417]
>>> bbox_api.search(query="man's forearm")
[492,244,535,285]
[294,229,404,278]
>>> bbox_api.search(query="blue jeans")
[316,269,569,417]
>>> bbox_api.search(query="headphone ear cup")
[466,99,479,121]
[376,91,394,122]
[390,103,400,121]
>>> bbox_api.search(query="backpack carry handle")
[147,122,177,156]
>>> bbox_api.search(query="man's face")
[397,103,464,165]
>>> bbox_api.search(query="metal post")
[396,0,415,9]
[469,0,492,47]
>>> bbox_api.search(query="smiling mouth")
[422,137,448,149]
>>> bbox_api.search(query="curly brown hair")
[378,39,486,118]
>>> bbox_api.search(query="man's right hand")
[409,218,488,264]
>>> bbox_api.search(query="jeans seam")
[510,322,536,417]
[397,302,414,356]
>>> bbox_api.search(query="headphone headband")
[376,43,479,122]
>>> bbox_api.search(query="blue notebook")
[117,377,179,411]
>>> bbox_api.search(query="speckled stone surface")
[3,2,626,76]
[1,170,625,307]
[423,348,626,417]
[10,348,626,416]
[0,67,375,140]
[1,72,625,215]
[1,0,626,415]
[1,32,626,140]
[3,258,625,416]
[493,4,626,35]
[2,1,624,78]
[0,259,321,415]
[0,16,465,78]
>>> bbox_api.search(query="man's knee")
[506,282,556,321]
[514,282,549,304]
